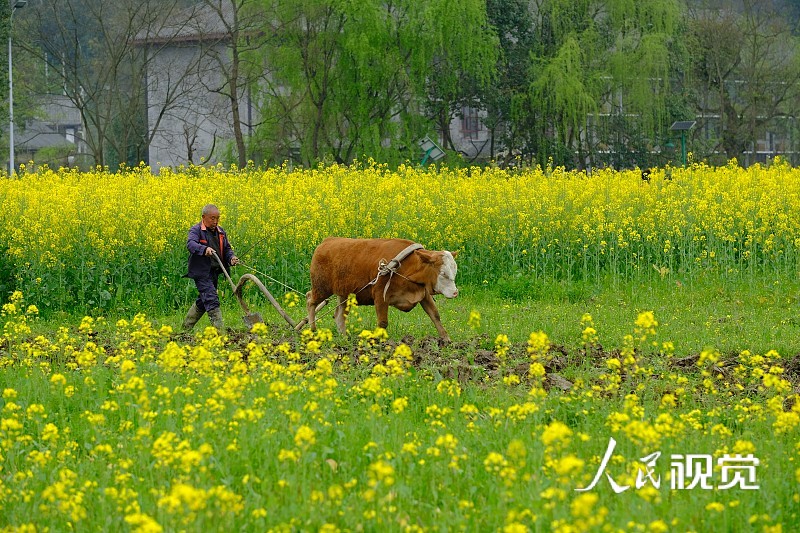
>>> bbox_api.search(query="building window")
[461,107,481,139]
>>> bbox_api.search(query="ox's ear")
[415,249,437,264]
[450,250,458,259]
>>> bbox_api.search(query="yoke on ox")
[304,237,459,341]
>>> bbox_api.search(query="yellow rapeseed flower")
[294,425,316,448]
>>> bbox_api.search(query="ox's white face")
[434,251,459,298]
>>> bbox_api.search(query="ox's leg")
[374,292,390,331]
[334,295,348,334]
[306,290,319,331]
[420,293,450,342]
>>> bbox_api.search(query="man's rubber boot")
[208,307,225,333]
[182,303,204,331]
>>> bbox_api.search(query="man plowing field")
[182,204,240,332]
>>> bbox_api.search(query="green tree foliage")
[11,0,800,171]
[248,0,498,166]
[464,0,534,162]
[518,0,683,168]
[1,7,9,102]
[421,0,499,155]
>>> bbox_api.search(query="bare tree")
[185,0,268,168]
[19,0,209,168]
[687,0,800,164]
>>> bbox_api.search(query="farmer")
[182,204,239,332]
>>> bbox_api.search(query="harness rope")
[236,260,345,321]
[236,261,305,296]
[373,243,424,299]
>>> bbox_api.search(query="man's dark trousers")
[194,273,221,313]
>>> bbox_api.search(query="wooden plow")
[212,251,326,330]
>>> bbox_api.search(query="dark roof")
[16,122,74,151]
[133,2,235,45]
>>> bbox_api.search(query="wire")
[236,261,306,296]
[236,233,274,262]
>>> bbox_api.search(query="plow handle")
[211,251,254,315]
[211,251,238,292]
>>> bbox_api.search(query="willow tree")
[420,0,499,154]
[525,0,682,168]
[457,0,533,162]
[248,0,498,166]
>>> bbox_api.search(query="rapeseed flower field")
[1,162,799,530]
[1,159,799,313]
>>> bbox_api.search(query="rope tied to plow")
[369,243,425,299]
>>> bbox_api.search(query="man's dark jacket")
[185,222,235,279]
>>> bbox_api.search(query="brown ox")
[306,237,459,340]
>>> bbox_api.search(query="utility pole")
[7,0,27,176]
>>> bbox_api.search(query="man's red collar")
[200,222,221,232]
